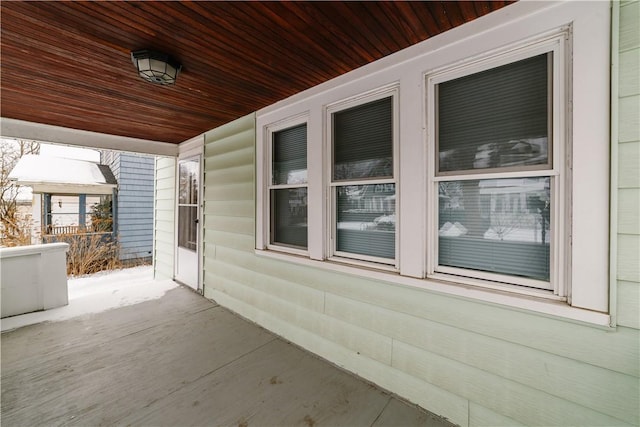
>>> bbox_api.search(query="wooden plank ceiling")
[1,1,513,145]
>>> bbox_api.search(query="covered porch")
[2,2,638,426]
[1,268,452,427]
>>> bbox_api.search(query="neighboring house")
[151,3,640,427]
[9,152,154,263]
[101,151,154,263]
[8,155,117,243]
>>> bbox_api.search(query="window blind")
[273,124,307,185]
[438,177,550,281]
[336,184,395,259]
[333,97,393,180]
[271,188,308,249]
[438,53,550,173]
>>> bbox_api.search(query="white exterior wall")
[0,243,69,318]
[49,195,100,227]
[31,195,41,244]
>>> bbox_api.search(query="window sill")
[254,249,612,328]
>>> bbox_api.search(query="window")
[427,37,567,293]
[328,91,398,266]
[178,159,199,251]
[267,120,308,253]
[257,3,611,322]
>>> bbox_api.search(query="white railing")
[0,243,69,318]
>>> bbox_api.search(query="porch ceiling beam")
[0,118,179,157]
[20,182,116,196]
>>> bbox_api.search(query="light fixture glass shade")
[131,50,182,85]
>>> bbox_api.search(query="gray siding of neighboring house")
[103,151,155,261]
[116,153,154,261]
[102,151,121,181]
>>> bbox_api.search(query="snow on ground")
[1,265,178,332]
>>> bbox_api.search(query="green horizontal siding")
[616,0,640,337]
[153,157,175,280]
[620,0,640,52]
[619,142,640,188]
[201,112,639,426]
[203,200,254,219]
[469,403,526,427]
[203,113,256,301]
[618,281,640,329]
[199,7,640,422]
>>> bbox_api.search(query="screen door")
[175,156,200,289]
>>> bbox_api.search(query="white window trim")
[425,30,569,297]
[325,86,400,269]
[261,112,310,257]
[255,1,610,325]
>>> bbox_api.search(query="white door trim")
[174,155,201,291]
[174,134,204,291]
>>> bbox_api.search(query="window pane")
[336,184,395,259]
[273,124,307,185]
[271,188,308,249]
[179,160,199,204]
[333,97,393,180]
[438,53,550,173]
[438,177,550,281]
[178,206,198,251]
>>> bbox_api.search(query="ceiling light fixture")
[131,50,182,85]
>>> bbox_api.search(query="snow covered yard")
[0,266,178,332]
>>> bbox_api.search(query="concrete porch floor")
[1,282,454,427]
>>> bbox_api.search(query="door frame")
[174,135,204,292]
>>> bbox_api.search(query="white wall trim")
[173,154,203,291]
[21,182,116,195]
[178,133,204,158]
[1,118,178,157]
[608,0,620,327]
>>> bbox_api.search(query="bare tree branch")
[1,139,40,246]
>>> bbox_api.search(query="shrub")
[59,232,122,276]
[89,199,113,232]
[0,205,33,247]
